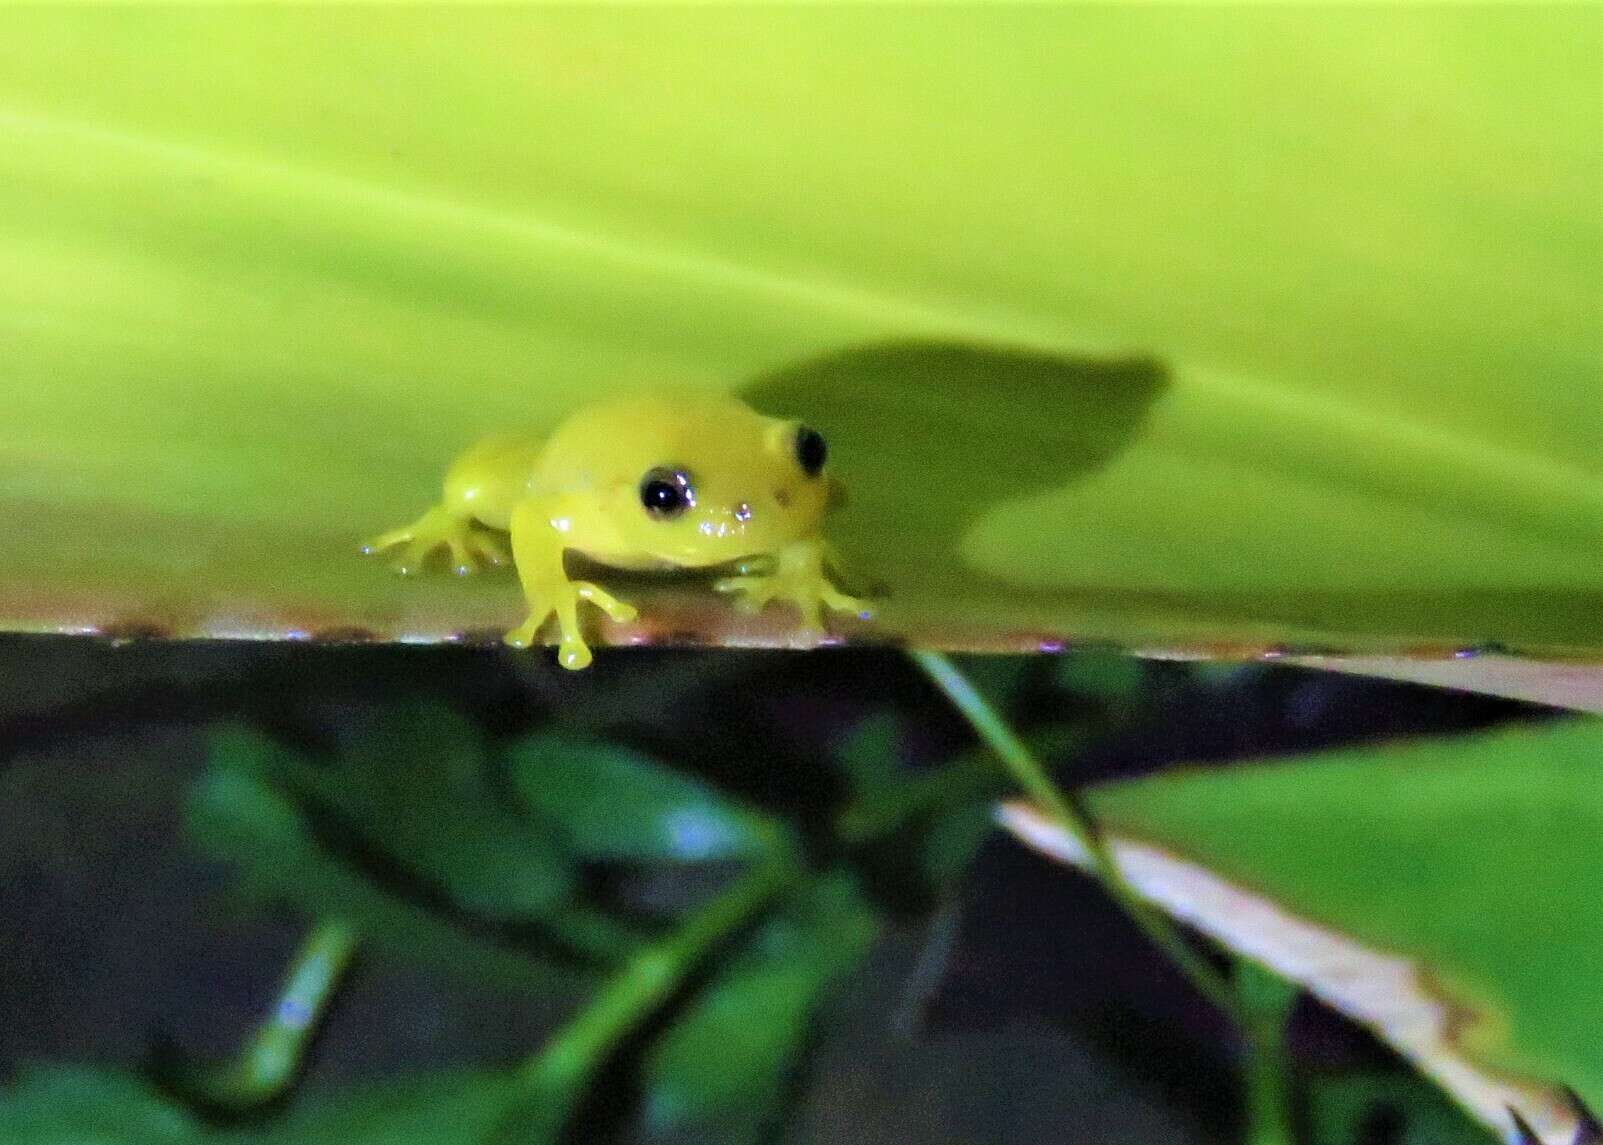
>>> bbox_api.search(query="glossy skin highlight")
[363,393,868,669]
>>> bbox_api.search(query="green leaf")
[832,707,1009,873]
[642,874,879,1143]
[933,657,1043,718]
[230,1070,520,1145]
[0,1068,199,1145]
[1306,1072,1498,1145]
[1010,717,1603,1137]
[917,798,998,888]
[1,8,1597,664]
[186,741,586,991]
[1053,650,1147,711]
[506,732,770,864]
[834,712,906,800]
[830,712,912,841]
[211,712,573,919]
[0,1066,535,1145]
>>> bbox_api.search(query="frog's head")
[597,395,835,568]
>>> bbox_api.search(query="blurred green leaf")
[0,1067,199,1145]
[1307,1071,1498,1145]
[834,730,1008,882]
[834,712,906,799]
[187,739,588,990]
[831,712,913,841]
[1054,650,1147,711]
[0,9,1597,660]
[234,1070,520,1145]
[507,731,771,864]
[212,712,573,919]
[934,657,1042,718]
[1077,718,1603,1131]
[917,798,997,888]
[307,707,570,916]
[0,1066,536,1145]
[833,700,1014,883]
[0,1066,560,1145]
[642,874,879,1143]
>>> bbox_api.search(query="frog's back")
[532,392,765,496]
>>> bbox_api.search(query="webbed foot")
[362,507,509,576]
[502,580,637,670]
[714,539,873,631]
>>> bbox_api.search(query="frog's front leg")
[714,538,872,631]
[502,497,637,670]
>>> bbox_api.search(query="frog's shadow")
[738,340,1170,592]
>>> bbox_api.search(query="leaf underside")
[1,8,1598,666]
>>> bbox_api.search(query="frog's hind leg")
[361,506,507,576]
[365,433,535,576]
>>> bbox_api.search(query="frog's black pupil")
[640,468,693,518]
[796,427,827,476]
[642,480,682,514]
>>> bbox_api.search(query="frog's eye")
[639,466,695,519]
[794,426,827,477]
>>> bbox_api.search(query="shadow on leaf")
[741,341,1169,599]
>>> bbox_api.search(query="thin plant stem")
[1236,960,1299,1145]
[909,649,1236,1016]
[169,916,360,1111]
[490,841,799,1143]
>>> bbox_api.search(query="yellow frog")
[364,393,869,669]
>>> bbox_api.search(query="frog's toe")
[392,537,444,576]
[574,582,637,623]
[466,531,510,568]
[557,637,594,671]
[440,527,510,575]
[502,628,533,650]
[360,525,413,557]
[713,576,773,612]
[822,587,874,620]
[716,583,772,616]
[445,535,478,576]
[503,613,548,649]
[795,597,825,631]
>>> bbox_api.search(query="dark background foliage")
[0,635,1526,1144]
